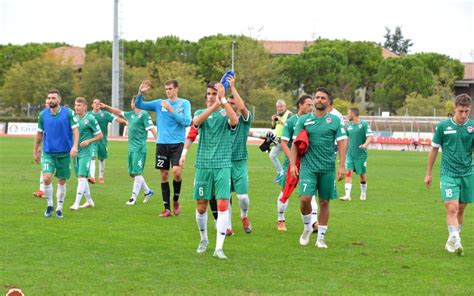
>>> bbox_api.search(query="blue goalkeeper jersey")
[135,95,191,144]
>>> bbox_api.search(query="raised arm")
[217,83,238,127]
[135,80,160,111]
[100,103,124,118]
[229,77,249,119]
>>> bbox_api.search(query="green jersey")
[231,112,253,161]
[123,110,154,152]
[293,112,347,173]
[88,110,115,141]
[75,113,101,157]
[194,108,234,169]
[346,120,373,159]
[281,114,301,165]
[432,118,474,177]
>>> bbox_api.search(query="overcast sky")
[1,0,473,61]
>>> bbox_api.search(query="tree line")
[0,31,464,118]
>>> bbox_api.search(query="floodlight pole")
[111,0,120,136]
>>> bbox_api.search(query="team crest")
[178,102,183,107]
[468,126,473,133]
[84,119,89,124]
[220,110,227,117]
[326,117,332,124]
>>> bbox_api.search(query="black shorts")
[156,143,184,170]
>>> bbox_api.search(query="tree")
[277,39,383,102]
[146,61,206,109]
[373,56,434,114]
[396,92,446,116]
[2,55,75,115]
[0,42,67,86]
[79,51,112,101]
[383,26,413,55]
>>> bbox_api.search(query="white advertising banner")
[7,122,38,135]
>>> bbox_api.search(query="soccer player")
[88,98,126,184]
[135,80,192,217]
[33,89,79,218]
[226,77,252,235]
[277,94,316,231]
[100,99,157,205]
[33,96,52,198]
[193,82,239,260]
[340,108,374,201]
[290,87,347,248]
[425,94,474,256]
[270,100,293,182]
[69,97,103,210]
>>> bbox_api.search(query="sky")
[1,0,473,62]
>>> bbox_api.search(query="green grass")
[0,136,472,295]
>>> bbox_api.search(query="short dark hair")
[48,89,61,97]
[229,94,235,99]
[315,87,333,104]
[207,81,218,89]
[349,107,360,117]
[455,93,472,107]
[296,94,313,110]
[75,97,87,105]
[165,80,179,88]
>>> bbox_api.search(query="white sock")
[311,195,318,226]
[277,194,289,221]
[44,184,53,207]
[216,210,229,250]
[228,202,233,229]
[301,213,313,232]
[74,178,87,206]
[89,159,96,179]
[237,194,249,218]
[196,210,208,242]
[318,225,328,241]
[345,183,352,197]
[138,175,150,194]
[360,182,367,196]
[39,173,44,192]
[99,160,105,178]
[84,182,93,203]
[448,225,460,239]
[56,184,66,211]
[132,176,142,199]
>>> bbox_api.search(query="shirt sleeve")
[69,109,79,129]
[365,122,373,136]
[432,123,443,148]
[170,100,192,127]
[193,109,204,128]
[143,112,154,131]
[37,111,44,132]
[90,117,102,135]
[292,116,305,140]
[134,95,161,112]
[281,118,292,142]
[335,118,347,142]
[186,125,199,142]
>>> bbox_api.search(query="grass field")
[0,136,473,295]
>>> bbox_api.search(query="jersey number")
[42,164,49,171]
[199,187,204,197]
[157,159,164,167]
[445,189,453,198]
[302,183,308,191]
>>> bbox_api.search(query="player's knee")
[172,166,182,179]
[196,200,207,214]
[217,199,228,211]
[57,179,66,185]
[319,199,330,208]
[160,170,169,182]
[43,175,52,185]
[346,170,353,178]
